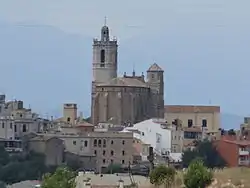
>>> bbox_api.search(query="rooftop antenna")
[132,63,135,76]
[104,16,107,26]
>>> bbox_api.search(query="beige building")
[0,96,49,140]
[28,135,64,166]
[165,105,221,135]
[171,125,184,153]
[38,126,134,172]
[91,24,164,125]
[61,131,134,172]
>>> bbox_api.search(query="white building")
[123,119,172,156]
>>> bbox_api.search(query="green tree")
[0,146,9,166]
[106,163,122,173]
[182,140,226,168]
[184,159,213,188]
[41,167,77,188]
[149,165,176,188]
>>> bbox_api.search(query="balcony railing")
[239,149,249,155]
[238,160,249,166]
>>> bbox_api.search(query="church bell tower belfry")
[92,19,118,83]
[91,19,118,125]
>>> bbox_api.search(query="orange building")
[216,135,250,167]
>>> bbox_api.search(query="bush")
[149,165,176,187]
[184,159,213,188]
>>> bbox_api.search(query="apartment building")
[216,135,250,167]
[165,105,221,136]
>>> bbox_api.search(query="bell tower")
[91,19,118,125]
[92,20,118,83]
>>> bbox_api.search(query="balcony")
[239,149,249,155]
[238,160,249,166]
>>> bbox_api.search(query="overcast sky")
[1,0,249,40]
[0,0,250,118]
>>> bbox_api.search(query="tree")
[41,167,77,188]
[183,159,213,188]
[106,163,122,173]
[0,150,49,184]
[0,146,9,166]
[182,140,226,168]
[149,165,176,188]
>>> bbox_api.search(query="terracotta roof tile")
[165,105,220,113]
[97,77,148,88]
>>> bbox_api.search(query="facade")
[124,119,172,156]
[0,96,48,140]
[171,126,184,153]
[216,135,250,167]
[132,137,150,162]
[39,130,134,172]
[91,24,164,126]
[165,105,221,135]
[28,135,64,166]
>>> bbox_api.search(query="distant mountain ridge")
[0,21,246,128]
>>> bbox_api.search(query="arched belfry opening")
[101,26,109,41]
[100,49,105,64]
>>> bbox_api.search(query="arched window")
[22,124,27,132]
[100,49,105,63]
[67,117,70,122]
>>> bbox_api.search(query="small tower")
[147,63,164,118]
[63,103,77,125]
[92,21,118,83]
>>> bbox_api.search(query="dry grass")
[171,167,250,188]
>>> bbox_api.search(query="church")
[91,23,165,126]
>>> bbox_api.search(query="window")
[94,150,97,155]
[98,139,102,147]
[111,150,114,156]
[122,150,125,156]
[10,123,12,129]
[67,117,70,122]
[111,159,113,163]
[111,140,114,145]
[84,140,88,147]
[103,150,106,156]
[103,159,106,164]
[2,122,4,129]
[122,160,125,164]
[73,141,76,145]
[20,114,22,118]
[22,124,27,132]
[14,125,17,132]
[94,139,97,147]
[202,119,207,127]
[188,119,193,128]
[151,74,154,79]
[100,49,105,63]
[103,139,106,147]
[122,140,125,145]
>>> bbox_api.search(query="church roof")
[147,63,163,72]
[97,77,148,88]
